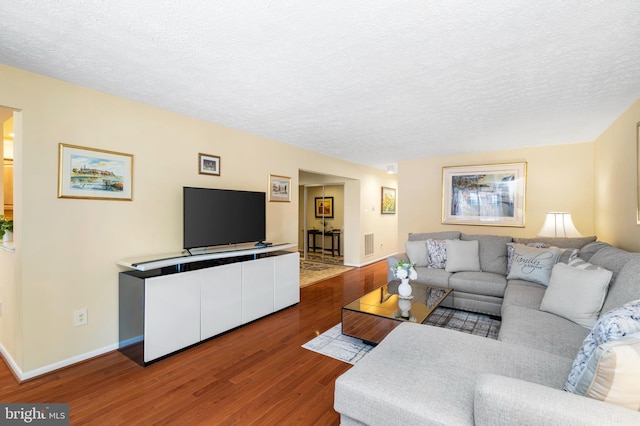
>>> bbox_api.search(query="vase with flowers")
[391,260,417,298]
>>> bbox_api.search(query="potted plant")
[0,215,13,242]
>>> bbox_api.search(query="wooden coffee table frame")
[341,282,451,344]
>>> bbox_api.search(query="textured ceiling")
[1,1,640,170]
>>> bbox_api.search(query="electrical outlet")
[74,308,88,327]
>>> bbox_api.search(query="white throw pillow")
[540,263,613,328]
[405,240,429,267]
[445,239,480,273]
[506,244,561,285]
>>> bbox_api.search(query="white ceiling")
[1,1,640,170]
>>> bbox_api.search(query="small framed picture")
[198,153,221,176]
[269,174,291,202]
[58,143,133,201]
[315,196,334,218]
[381,187,396,214]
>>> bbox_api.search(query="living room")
[2,2,640,424]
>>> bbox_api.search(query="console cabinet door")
[144,271,201,362]
[241,257,275,323]
[274,252,300,310]
[200,263,242,340]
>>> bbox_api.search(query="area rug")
[299,260,353,288]
[302,307,501,364]
[303,251,345,265]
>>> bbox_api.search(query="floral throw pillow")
[565,299,640,393]
[426,239,447,269]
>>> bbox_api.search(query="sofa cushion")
[449,271,507,298]
[499,304,590,359]
[570,332,640,410]
[461,234,512,275]
[334,323,572,426]
[426,238,447,269]
[588,246,634,281]
[502,281,546,311]
[414,267,452,287]
[408,231,460,241]
[445,239,481,272]
[506,244,560,285]
[405,240,429,267]
[578,241,611,262]
[565,300,640,394]
[540,263,612,328]
[600,253,640,316]
[513,235,596,249]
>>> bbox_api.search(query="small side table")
[307,229,341,256]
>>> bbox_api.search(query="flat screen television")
[183,187,266,250]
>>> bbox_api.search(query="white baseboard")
[346,252,397,268]
[0,341,118,382]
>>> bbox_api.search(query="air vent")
[364,233,374,257]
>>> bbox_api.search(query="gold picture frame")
[269,174,291,202]
[442,162,527,227]
[381,187,396,214]
[58,143,133,201]
[198,153,221,176]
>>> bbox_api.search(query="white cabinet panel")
[201,263,242,340]
[144,271,201,362]
[241,257,275,323]
[274,252,300,310]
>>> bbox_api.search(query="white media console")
[118,244,299,365]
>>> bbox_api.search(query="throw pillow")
[444,239,480,273]
[426,239,447,269]
[506,244,560,285]
[540,263,613,328]
[405,240,429,267]
[568,257,604,270]
[570,332,640,410]
[565,300,640,394]
[506,242,548,274]
[556,247,579,264]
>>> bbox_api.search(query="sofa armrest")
[474,374,640,426]
[386,253,409,282]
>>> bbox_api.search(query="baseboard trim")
[0,341,118,382]
[346,252,397,268]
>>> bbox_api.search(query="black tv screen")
[183,187,266,250]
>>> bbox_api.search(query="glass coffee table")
[342,281,451,344]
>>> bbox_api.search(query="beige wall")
[593,98,640,251]
[397,143,595,251]
[0,65,398,377]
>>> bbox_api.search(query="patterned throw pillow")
[426,239,447,269]
[565,300,640,394]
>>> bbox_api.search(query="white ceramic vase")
[2,231,12,243]
[398,278,412,298]
[397,298,411,318]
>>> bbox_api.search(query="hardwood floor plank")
[0,260,389,425]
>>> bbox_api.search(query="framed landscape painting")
[442,162,526,227]
[381,186,396,214]
[269,174,291,202]
[58,143,133,201]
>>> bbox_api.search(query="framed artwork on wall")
[442,162,527,227]
[198,153,221,176]
[58,143,133,201]
[269,174,291,202]
[315,196,334,218]
[381,186,396,214]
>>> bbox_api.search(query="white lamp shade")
[537,212,583,237]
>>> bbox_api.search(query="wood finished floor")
[0,260,389,425]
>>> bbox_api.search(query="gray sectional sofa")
[334,231,640,425]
